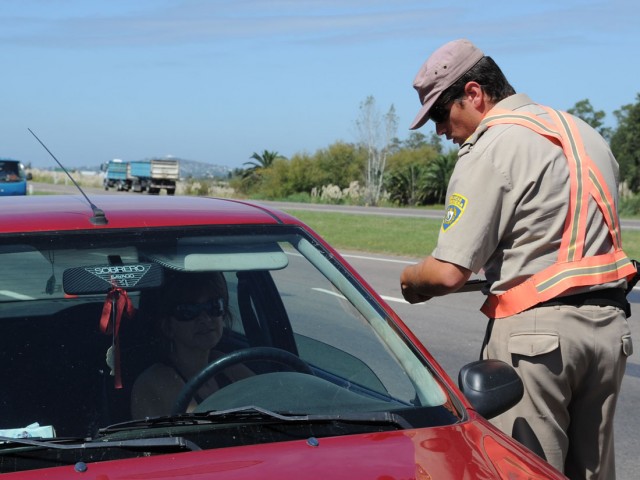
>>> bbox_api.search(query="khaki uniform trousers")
[482,304,633,479]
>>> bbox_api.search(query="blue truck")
[103,158,179,195]
[0,159,29,196]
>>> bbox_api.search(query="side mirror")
[458,359,523,419]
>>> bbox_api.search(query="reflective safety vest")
[479,106,636,319]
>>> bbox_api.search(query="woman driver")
[130,271,251,418]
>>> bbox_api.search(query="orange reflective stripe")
[589,167,622,248]
[480,277,539,318]
[544,107,590,261]
[481,252,636,318]
[535,251,634,296]
[478,107,632,319]
[483,110,584,262]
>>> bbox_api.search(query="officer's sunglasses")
[429,84,468,124]
[428,101,454,124]
[173,298,225,322]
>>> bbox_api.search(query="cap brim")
[409,84,444,130]
[409,102,431,130]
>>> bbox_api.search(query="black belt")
[534,288,630,317]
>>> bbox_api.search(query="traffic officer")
[400,38,635,480]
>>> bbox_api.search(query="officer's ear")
[463,81,490,112]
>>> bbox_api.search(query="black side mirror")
[458,359,523,419]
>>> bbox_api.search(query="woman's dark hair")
[433,56,516,110]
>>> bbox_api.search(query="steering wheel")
[172,346,313,414]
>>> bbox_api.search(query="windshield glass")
[0,160,25,183]
[0,224,459,468]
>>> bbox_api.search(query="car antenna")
[28,128,108,225]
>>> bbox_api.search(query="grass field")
[285,209,640,261]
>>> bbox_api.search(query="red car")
[0,194,566,479]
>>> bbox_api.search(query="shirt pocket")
[622,334,633,357]
[508,332,559,357]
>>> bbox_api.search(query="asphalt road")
[30,183,640,478]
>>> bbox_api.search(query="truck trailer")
[103,158,179,195]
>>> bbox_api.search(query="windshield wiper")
[0,435,200,454]
[101,405,412,434]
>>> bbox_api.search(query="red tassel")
[100,288,135,389]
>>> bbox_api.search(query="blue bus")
[0,159,29,196]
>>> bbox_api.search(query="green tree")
[403,132,428,150]
[402,131,443,153]
[311,142,365,188]
[243,150,284,175]
[238,150,285,194]
[384,141,441,206]
[285,153,316,194]
[385,163,428,206]
[567,99,612,140]
[254,158,292,199]
[422,151,457,204]
[611,93,640,192]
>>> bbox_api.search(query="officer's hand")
[401,283,433,304]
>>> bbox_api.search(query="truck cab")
[102,159,129,191]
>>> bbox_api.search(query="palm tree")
[385,164,428,206]
[243,150,283,173]
[422,152,457,204]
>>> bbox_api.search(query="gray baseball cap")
[409,39,484,130]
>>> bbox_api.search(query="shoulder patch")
[442,193,468,232]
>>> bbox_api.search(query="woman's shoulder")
[133,362,180,391]
[130,362,183,418]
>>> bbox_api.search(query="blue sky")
[2,0,638,169]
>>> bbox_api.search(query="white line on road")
[313,287,410,305]
[380,294,409,304]
[341,253,416,265]
[0,290,34,300]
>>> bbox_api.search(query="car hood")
[4,420,563,479]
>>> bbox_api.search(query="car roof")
[0,195,300,234]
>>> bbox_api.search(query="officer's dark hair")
[434,56,516,109]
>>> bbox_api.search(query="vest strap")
[478,107,632,318]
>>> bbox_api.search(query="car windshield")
[0,224,460,469]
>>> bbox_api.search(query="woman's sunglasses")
[173,298,225,322]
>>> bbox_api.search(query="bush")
[619,194,640,216]
[280,192,313,203]
[179,179,236,197]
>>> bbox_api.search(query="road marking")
[380,294,409,304]
[341,253,416,265]
[313,287,409,305]
[0,290,34,300]
[312,288,345,299]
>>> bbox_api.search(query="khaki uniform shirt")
[432,93,623,295]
